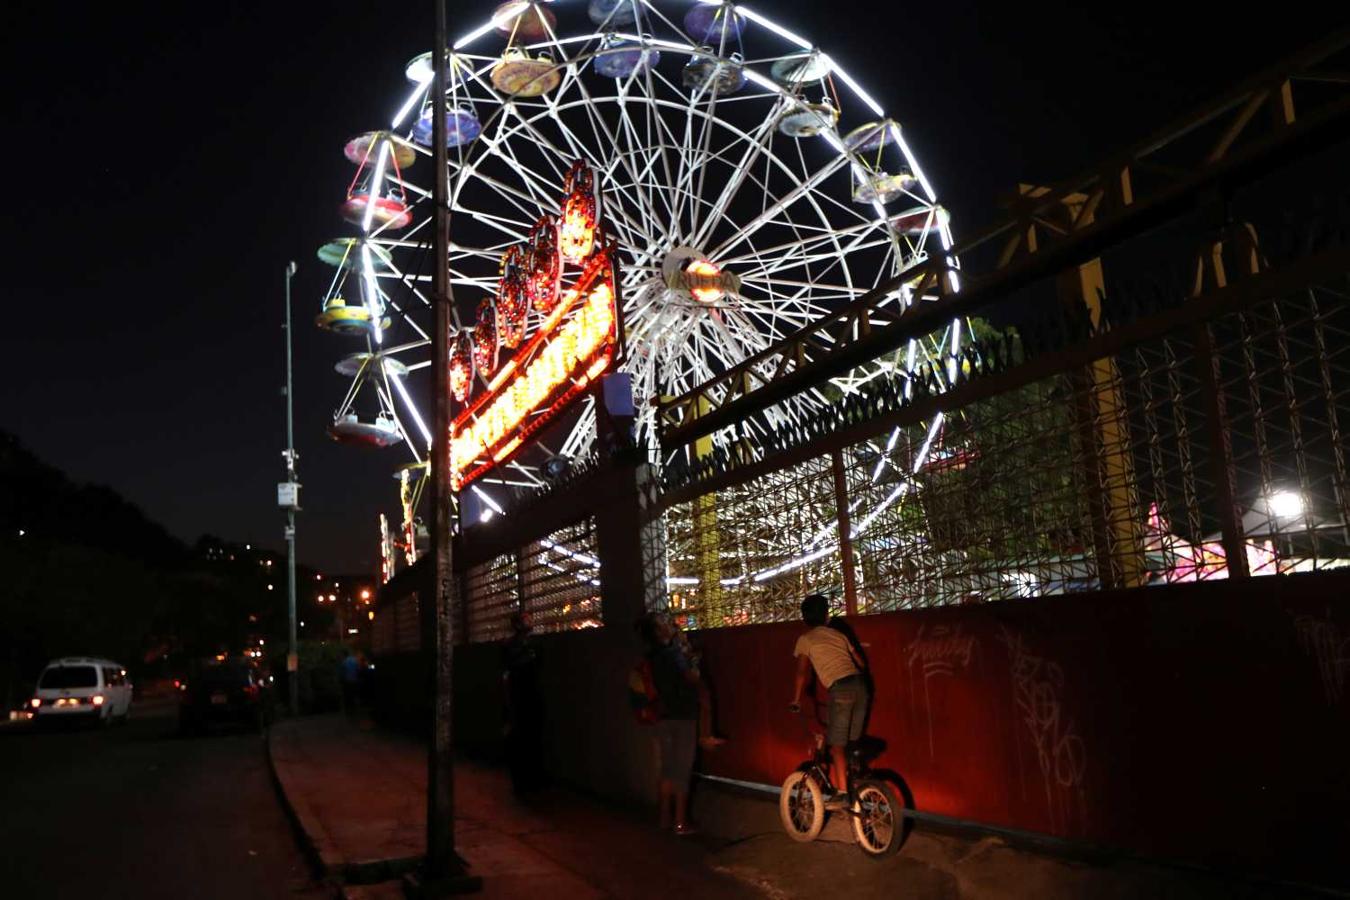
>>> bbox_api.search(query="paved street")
[0,696,324,900]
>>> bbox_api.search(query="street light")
[282,259,301,716]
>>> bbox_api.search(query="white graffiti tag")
[1295,613,1349,707]
[998,627,1088,830]
[904,624,978,757]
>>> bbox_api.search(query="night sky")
[6,1,1337,574]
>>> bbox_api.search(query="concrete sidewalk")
[268,715,1326,899]
[269,715,752,899]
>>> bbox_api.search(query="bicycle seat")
[848,735,886,764]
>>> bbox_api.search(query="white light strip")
[904,338,917,399]
[736,5,812,48]
[827,58,884,117]
[751,545,835,582]
[613,33,711,54]
[360,244,383,345]
[913,412,944,474]
[388,366,432,448]
[362,141,392,232]
[667,576,700,585]
[852,482,909,538]
[391,80,429,129]
[452,20,497,50]
[470,483,505,514]
[741,67,778,93]
[888,121,937,202]
[947,317,961,384]
[541,537,600,568]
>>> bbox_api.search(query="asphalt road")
[0,696,325,900]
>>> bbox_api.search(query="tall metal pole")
[284,261,300,716]
[421,1,476,891]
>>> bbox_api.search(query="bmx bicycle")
[779,710,906,858]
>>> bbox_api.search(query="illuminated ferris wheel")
[316,0,967,513]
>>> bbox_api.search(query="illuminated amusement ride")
[313,0,968,579]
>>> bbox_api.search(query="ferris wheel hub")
[660,246,739,305]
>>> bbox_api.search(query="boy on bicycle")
[789,594,868,804]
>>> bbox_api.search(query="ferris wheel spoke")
[557,397,597,459]
[637,66,688,239]
[553,61,652,209]
[452,168,544,232]
[479,112,569,205]
[687,96,785,251]
[707,152,852,260]
[364,257,424,333]
[612,86,681,236]
[685,74,729,242]
[498,104,659,256]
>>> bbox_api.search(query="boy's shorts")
[826,675,869,746]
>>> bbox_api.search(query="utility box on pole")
[277,482,300,509]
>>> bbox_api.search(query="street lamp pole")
[418,0,477,893]
[284,260,300,717]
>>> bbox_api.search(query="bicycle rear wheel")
[850,779,903,858]
[779,770,825,842]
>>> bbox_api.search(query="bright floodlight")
[1267,490,1304,519]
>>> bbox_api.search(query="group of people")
[502,593,871,835]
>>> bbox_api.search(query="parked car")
[178,658,271,734]
[30,657,133,726]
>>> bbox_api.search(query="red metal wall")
[693,573,1350,886]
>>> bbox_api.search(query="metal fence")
[656,259,1350,628]
[373,590,422,655]
[465,516,603,642]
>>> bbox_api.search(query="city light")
[360,589,371,600]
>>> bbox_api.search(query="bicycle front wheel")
[850,779,904,858]
[779,770,825,842]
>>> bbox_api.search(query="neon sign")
[449,160,620,490]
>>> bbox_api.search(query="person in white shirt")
[789,594,868,800]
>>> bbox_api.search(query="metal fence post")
[830,449,859,615]
[1194,323,1250,578]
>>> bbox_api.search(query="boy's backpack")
[628,658,662,725]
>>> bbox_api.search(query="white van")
[31,658,134,725]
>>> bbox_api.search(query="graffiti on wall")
[1295,611,1349,707]
[998,626,1088,832]
[904,623,978,757]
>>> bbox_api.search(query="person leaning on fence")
[636,613,704,835]
[789,593,869,805]
[503,611,547,795]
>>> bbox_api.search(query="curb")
[265,721,424,888]
[266,721,342,880]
